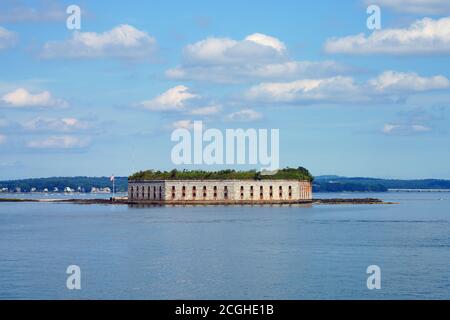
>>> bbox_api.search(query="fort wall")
[128,179,312,204]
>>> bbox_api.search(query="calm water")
[0,192,449,299]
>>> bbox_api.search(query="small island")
[0,167,396,205]
[128,167,314,204]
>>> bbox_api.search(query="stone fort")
[128,179,312,204]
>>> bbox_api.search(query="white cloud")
[245,71,450,104]
[1,88,68,108]
[0,26,16,50]
[182,33,286,66]
[244,33,286,53]
[166,34,348,83]
[22,117,89,132]
[382,124,400,134]
[189,105,222,115]
[140,85,198,111]
[139,86,222,117]
[226,109,263,122]
[324,17,450,55]
[167,60,348,84]
[365,0,450,15]
[170,120,194,130]
[412,124,432,132]
[246,77,365,104]
[0,134,6,144]
[41,25,158,61]
[382,123,431,135]
[369,71,450,92]
[26,136,90,149]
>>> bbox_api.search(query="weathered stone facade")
[128,179,312,204]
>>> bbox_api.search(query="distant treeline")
[1,175,450,193]
[0,177,128,193]
[313,182,388,192]
[313,176,450,192]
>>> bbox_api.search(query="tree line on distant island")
[1,173,450,193]
[313,176,450,192]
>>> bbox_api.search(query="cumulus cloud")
[139,86,223,118]
[382,123,431,135]
[166,33,348,83]
[0,26,17,50]
[365,0,450,15]
[139,85,198,111]
[382,106,443,136]
[245,71,450,104]
[246,77,366,104]
[226,109,263,122]
[26,135,90,149]
[1,88,68,108]
[324,17,450,55]
[41,25,158,61]
[22,117,89,132]
[182,33,286,66]
[170,120,194,130]
[369,71,450,92]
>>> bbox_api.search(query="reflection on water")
[0,192,449,299]
[128,203,313,209]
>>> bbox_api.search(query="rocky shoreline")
[0,197,396,205]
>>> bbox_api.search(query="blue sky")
[1,0,450,180]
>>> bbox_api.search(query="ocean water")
[0,192,449,300]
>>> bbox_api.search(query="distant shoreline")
[3,175,450,194]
